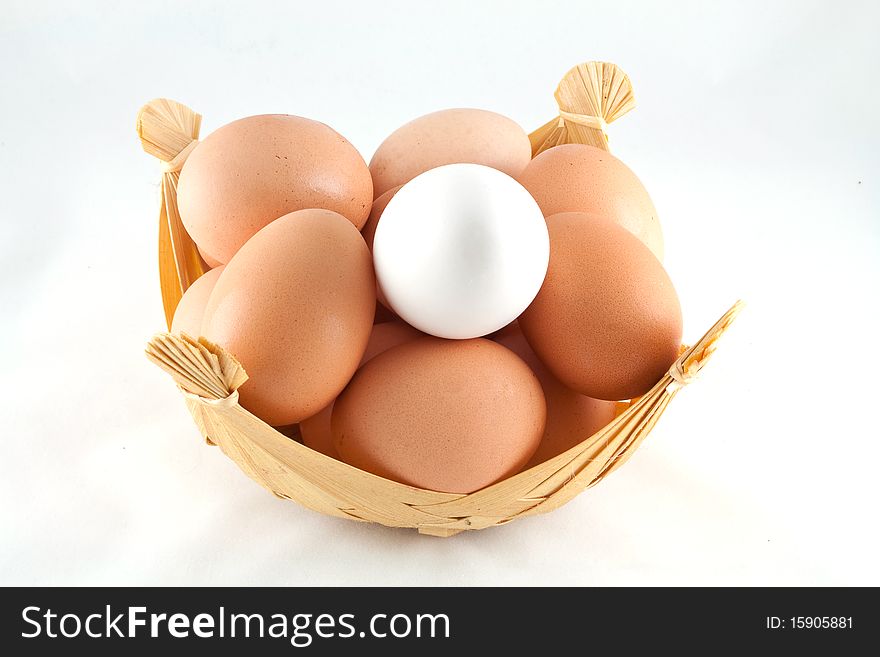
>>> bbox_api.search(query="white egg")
[373,163,550,339]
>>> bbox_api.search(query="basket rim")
[148,300,742,535]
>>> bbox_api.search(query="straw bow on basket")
[136,98,207,329]
[139,61,742,536]
[529,61,636,156]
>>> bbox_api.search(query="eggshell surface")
[360,184,401,313]
[178,114,372,264]
[373,302,397,325]
[517,143,664,260]
[197,246,223,269]
[361,185,401,253]
[300,321,423,459]
[492,323,618,468]
[373,164,549,339]
[369,108,532,198]
[202,209,375,426]
[170,266,224,336]
[519,212,682,401]
[333,337,546,493]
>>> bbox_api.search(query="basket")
[139,62,742,537]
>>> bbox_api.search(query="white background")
[2,0,878,586]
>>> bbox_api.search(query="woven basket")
[140,62,742,537]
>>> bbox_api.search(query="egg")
[517,143,664,260]
[300,321,423,459]
[202,209,375,426]
[170,266,224,336]
[333,337,546,493]
[373,164,549,339]
[519,212,682,401]
[360,184,402,314]
[373,302,397,325]
[274,424,302,440]
[197,246,223,269]
[369,108,532,198]
[492,323,618,468]
[178,114,372,264]
[361,185,401,253]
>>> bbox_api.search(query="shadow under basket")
[139,64,742,537]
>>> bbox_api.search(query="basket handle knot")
[667,357,699,392]
[529,61,636,157]
[557,109,608,135]
[145,333,248,401]
[136,98,207,328]
[136,98,202,166]
[665,300,745,394]
[161,139,199,173]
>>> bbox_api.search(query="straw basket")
[140,62,742,537]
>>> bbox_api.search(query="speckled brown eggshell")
[178,114,373,264]
[361,185,401,252]
[197,246,223,269]
[170,266,225,336]
[517,143,664,260]
[361,185,402,313]
[518,212,682,401]
[300,321,423,459]
[369,109,532,198]
[492,322,618,468]
[332,337,546,494]
[202,209,376,426]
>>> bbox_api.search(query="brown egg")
[361,185,402,313]
[361,185,401,252]
[517,143,664,260]
[492,323,618,468]
[333,337,546,493]
[374,302,397,325]
[519,212,682,401]
[170,266,224,336]
[300,321,423,459]
[274,424,302,441]
[202,209,375,426]
[369,109,532,198]
[197,246,223,269]
[178,114,373,264]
